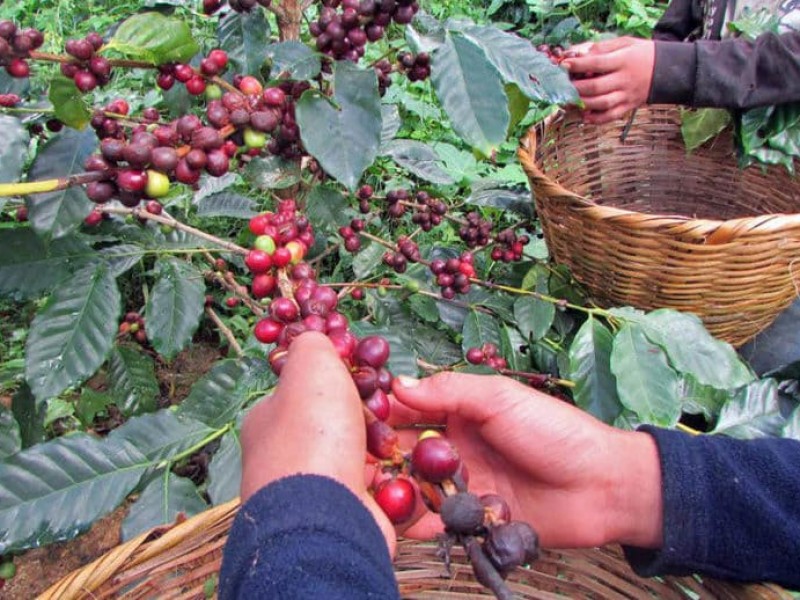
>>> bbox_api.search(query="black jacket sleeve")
[648,31,800,109]
[219,474,401,600]
[623,427,800,590]
[652,0,703,42]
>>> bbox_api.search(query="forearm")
[622,428,800,589]
[219,474,400,600]
[649,32,800,109]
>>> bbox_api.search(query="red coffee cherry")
[373,477,416,525]
[411,436,461,483]
[354,335,390,369]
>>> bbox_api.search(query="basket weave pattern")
[518,107,800,347]
[39,497,789,600]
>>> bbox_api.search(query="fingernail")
[396,375,420,388]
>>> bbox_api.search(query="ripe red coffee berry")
[272,247,292,268]
[251,273,276,298]
[364,388,390,421]
[373,477,416,525]
[262,86,285,107]
[254,318,283,344]
[245,249,272,274]
[269,297,299,323]
[354,335,390,369]
[208,49,228,69]
[465,347,485,365]
[411,436,461,483]
[116,169,148,193]
[480,493,511,524]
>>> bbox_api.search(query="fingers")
[579,90,627,113]
[572,74,622,98]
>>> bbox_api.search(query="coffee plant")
[0,0,798,596]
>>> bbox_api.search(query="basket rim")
[518,109,800,242]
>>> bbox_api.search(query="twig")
[205,306,244,357]
[619,109,637,143]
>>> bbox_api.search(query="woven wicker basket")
[518,106,800,347]
[39,497,790,600]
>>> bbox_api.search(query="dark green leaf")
[462,25,578,105]
[466,180,532,216]
[406,17,446,54]
[0,407,21,460]
[26,128,97,239]
[0,230,93,300]
[431,33,509,156]
[99,243,145,278]
[412,325,463,366]
[11,384,45,449]
[145,258,205,360]
[461,310,502,354]
[218,10,271,77]
[48,77,91,130]
[568,318,622,424]
[352,242,385,279]
[44,398,74,427]
[243,155,302,190]
[297,62,382,191]
[500,324,528,372]
[381,139,455,185]
[196,193,257,219]
[610,322,681,427]
[108,409,215,462]
[305,185,350,231]
[640,309,754,389]
[121,472,207,541]
[0,434,147,553]
[108,345,159,416]
[409,293,440,323]
[75,388,114,427]
[381,104,401,145]
[25,263,120,401]
[680,107,731,152]
[0,115,28,183]
[678,374,731,420]
[108,12,200,64]
[514,294,554,341]
[207,431,241,505]
[349,323,419,377]
[177,360,252,429]
[194,172,237,203]
[712,379,784,439]
[266,40,320,80]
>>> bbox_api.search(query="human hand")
[561,37,655,124]
[239,331,398,555]
[391,372,663,549]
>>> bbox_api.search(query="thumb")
[392,372,527,425]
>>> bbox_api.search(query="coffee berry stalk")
[245,202,539,599]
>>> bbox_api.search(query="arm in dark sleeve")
[219,474,400,600]
[623,427,800,589]
[649,32,800,109]
[652,0,703,42]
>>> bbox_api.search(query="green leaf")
[25,263,120,401]
[610,322,681,427]
[712,379,784,439]
[680,108,731,152]
[305,185,350,231]
[75,388,114,427]
[411,325,463,366]
[568,318,622,424]
[207,431,241,505]
[145,258,205,360]
[26,128,97,239]
[296,62,382,191]
[640,309,754,389]
[0,229,93,300]
[513,284,554,341]
[121,472,207,541]
[218,10,271,77]
[0,434,147,553]
[108,345,159,416]
[0,407,21,460]
[48,77,91,130]
[266,40,320,80]
[243,155,302,190]
[678,374,731,420]
[11,384,45,449]
[196,193,257,219]
[461,25,578,105]
[99,243,145,278]
[44,398,74,428]
[409,293,440,323]
[108,13,199,64]
[381,140,455,185]
[0,115,29,183]
[108,409,215,463]
[500,324,528,372]
[352,242,385,279]
[431,32,509,156]
[461,310,502,354]
[466,181,532,217]
[177,360,252,429]
[381,104,401,145]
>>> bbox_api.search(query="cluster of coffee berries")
[373,59,393,96]
[536,43,591,79]
[85,111,232,207]
[384,188,412,219]
[0,21,43,78]
[0,93,20,107]
[381,236,420,274]
[490,230,529,263]
[60,33,110,92]
[458,212,493,249]
[339,218,365,253]
[311,0,420,64]
[396,51,430,82]
[156,49,228,96]
[465,342,507,370]
[118,312,148,345]
[409,190,447,231]
[356,184,374,213]
[429,253,475,299]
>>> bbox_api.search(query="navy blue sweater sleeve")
[219,474,400,600]
[623,427,800,589]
